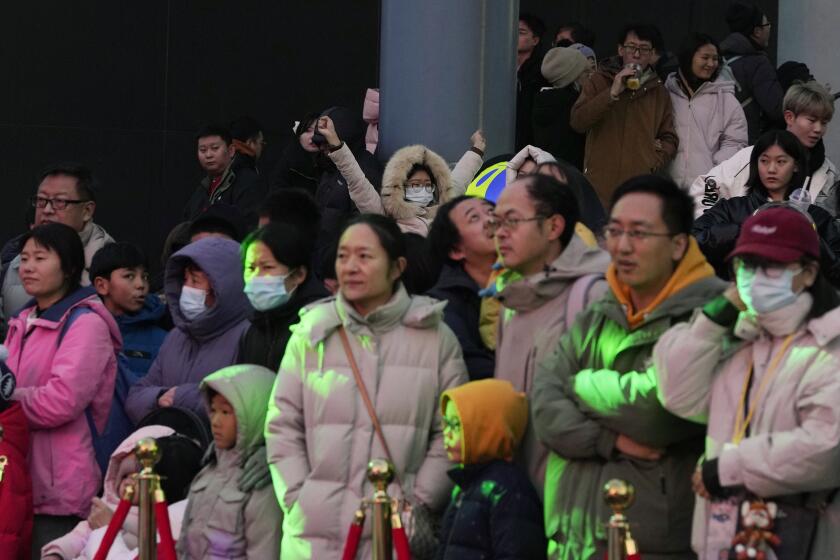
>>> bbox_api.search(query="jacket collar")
[496,234,610,312]
[27,286,97,323]
[432,262,481,294]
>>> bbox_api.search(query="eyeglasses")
[485,215,545,233]
[602,225,673,242]
[405,183,435,193]
[621,44,653,55]
[441,417,461,432]
[733,257,801,279]
[31,196,90,210]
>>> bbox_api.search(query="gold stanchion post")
[367,458,395,560]
[603,479,637,560]
[135,437,161,560]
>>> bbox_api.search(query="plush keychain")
[731,500,782,560]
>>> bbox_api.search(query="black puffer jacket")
[426,263,494,381]
[693,188,840,286]
[237,272,328,371]
[532,85,585,171]
[311,107,383,270]
[437,460,546,560]
[720,32,785,143]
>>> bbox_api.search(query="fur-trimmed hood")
[381,145,454,221]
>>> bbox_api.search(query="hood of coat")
[201,364,275,461]
[381,145,454,221]
[103,425,175,505]
[164,237,251,342]
[806,301,840,347]
[665,73,737,99]
[720,32,763,57]
[296,284,447,345]
[116,293,167,328]
[440,379,527,465]
[495,233,610,312]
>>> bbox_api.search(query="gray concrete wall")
[378,0,519,163]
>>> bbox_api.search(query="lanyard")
[731,334,796,444]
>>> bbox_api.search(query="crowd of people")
[1,2,839,559]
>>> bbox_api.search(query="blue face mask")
[736,265,800,314]
[179,285,208,321]
[244,274,292,311]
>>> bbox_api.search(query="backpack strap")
[565,274,603,331]
[57,306,99,438]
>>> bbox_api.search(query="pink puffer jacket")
[5,287,121,518]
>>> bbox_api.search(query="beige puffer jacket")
[654,295,840,559]
[329,143,483,236]
[266,285,468,559]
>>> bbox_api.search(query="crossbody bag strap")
[338,326,405,490]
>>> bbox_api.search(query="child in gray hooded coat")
[177,364,281,559]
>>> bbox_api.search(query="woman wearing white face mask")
[238,222,328,370]
[315,114,487,236]
[654,206,840,559]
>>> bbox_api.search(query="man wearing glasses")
[491,173,610,495]
[570,23,678,209]
[531,175,725,559]
[0,164,114,320]
[720,2,784,143]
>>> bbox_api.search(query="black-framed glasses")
[621,44,653,55]
[732,257,801,279]
[485,215,545,233]
[31,196,90,210]
[602,225,673,242]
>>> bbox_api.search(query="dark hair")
[20,223,85,294]
[678,33,720,81]
[519,12,546,39]
[90,242,147,282]
[295,112,320,138]
[408,163,436,185]
[154,434,204,503]
[229,116,262,142]
[38,163,98,203]
[609,175,694,235]
[195,123,232,145]
[521,174,580,247]
[535,161,569,183]
[402,233,441,295]
[618,23,662,50]
[258,188,321,239]
[427,195,494,266]
[555,21,596,48]
[241,222,313,272]
[808,263,840,318]
[341,214,406,264]
[746,130,807,198]
[188,203,246,242]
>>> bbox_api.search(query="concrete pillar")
[378,0,519,164]
[778,0,840,164]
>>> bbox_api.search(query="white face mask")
[736,265,800,314]
[244,274,292,311]
[179,285,208,320]
[405,186,435,207]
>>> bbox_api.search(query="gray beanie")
[541,47,589,88]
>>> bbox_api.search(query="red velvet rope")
[93,498,132,560]
[154,496,177,560]
[392,525,411,560]
[340,521,364,560]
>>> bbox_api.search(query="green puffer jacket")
[532,275,725,560]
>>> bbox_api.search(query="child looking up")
[178,364,281,559]
[437,379,547,560]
